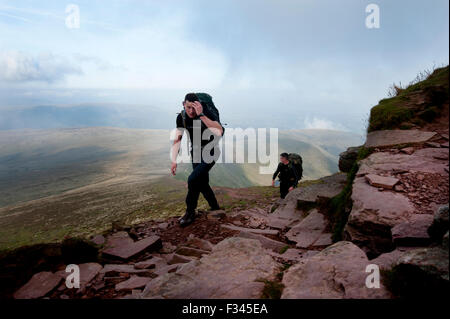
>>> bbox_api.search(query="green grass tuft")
[368,65,449,132]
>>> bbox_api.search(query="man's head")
[280,153,289,165]
[183,93,199,118]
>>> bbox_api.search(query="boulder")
[59,262,102,290]
[175,247,210,258]
[400,147,415,155]
[391,214,434,246]
[389,247,449,298]
[312,233,333,248]
[281,241,391,299]
[345,177,415,257]
[357,148,449,176]
[236,231,287,252]
[285,209,328,248]
[166,254,196,265]
[101,264,155,277]
[141,237,280,299]
[115,276,152,291]
[91,235,105,245]
[339,146,362,173]
[101,231,162,260]
[296,173,347,208]
[428,204,449,242]
[370,249,404,271]
[14,271,62,299]
[365,174,399,189]
[185,235,214,252]
[364,130,437,148]
[267,173,347,231]
[134,256,166,269]
[152,264,180,277]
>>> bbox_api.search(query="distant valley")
[0,127,363,250]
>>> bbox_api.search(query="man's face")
[280,156,289,164]
[183,101,197,118]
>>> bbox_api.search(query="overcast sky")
[0,0,448,134]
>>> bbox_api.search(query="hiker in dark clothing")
[171,93,224,227]
[272,153,300,199]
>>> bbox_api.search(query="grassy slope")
[0,127,361,251]
[329,65,450,241]
[368,66,449,132]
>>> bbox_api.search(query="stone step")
[236,231,287,253]
[14,271,62,299]
[285,209,328,249]
[101,231,162,260]
[115,276,152,292]
[365,129,437,148]
[101,264,156,277]
[220,224,279,236]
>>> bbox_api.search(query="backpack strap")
[181,109,187,128]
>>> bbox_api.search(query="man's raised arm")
[192,101,224,136]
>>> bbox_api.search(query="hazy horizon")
[1,0,449,135]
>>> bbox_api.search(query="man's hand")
[288,186,294,192]
[192,101,203,116]
[272,180,275,187]
[171,162,177,175]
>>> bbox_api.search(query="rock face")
[370,249,406,271]
[365,174,399,189]
[428,204,449,242]
[14,271,62,299]
[267,173,346,231]
[281,241,391,299]
[389,246,449,298]
[364,129,437,148]
[115,276,152,291]
[285,209,331,249]
[296,173,347,208]
[391,214,434,246]
[357,148,449,176]
[140,237,279,299]
[185,235,214,252]
[345,176,415,256]
[236,231,287,253]
[101,231,162,260]
[339,146,362,173]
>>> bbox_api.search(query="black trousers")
[280,180,294,199]
[186,160,219,213]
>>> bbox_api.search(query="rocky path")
[10,128,449,300]
[12,172,355,299]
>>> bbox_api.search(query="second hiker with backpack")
[272,152,303,199]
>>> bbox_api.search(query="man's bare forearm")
[171,140,181,163]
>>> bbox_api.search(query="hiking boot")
[179,211,196,227]
[209,205,221,211]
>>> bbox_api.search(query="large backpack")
[288,153,303,181]
[181,93,221,128]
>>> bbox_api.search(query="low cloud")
[303,116,348,131]
[0,51,83,83]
